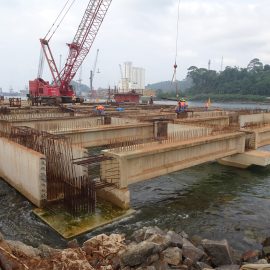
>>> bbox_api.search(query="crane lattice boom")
[60,0,112,92]
[29,0,112,103]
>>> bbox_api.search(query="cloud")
[0,0,270,91]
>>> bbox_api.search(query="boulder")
[146,253,160,265]
[162,247,183,266]
[83,233,125,257]
[240,264,270,270]
[181,231,189,239]
[67,239,80,249]
[0,247,29,270]
[241,250,259,263]
[216,265,240,270]
[256,259,268,264]
[166,231,184,248]
[201,239,233,266]
[136,266,156,270]
[183,238,195,248]
[132,228,147,243]
[196,261,213,270]
[6,240,40,258]
[151,259,169,270]
[38,244,59,258]
[146,234,171,250]
[50,248,94,270]
[120,241,160,267]
[144,227,165,240]
[0,232,4,241]
[182,243,205,263]
[183,257,194,269]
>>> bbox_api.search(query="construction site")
[1,99,270,237]
[2,0,270,239]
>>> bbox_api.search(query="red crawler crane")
[29,0,112,104]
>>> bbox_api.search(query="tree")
[247,58,263,72]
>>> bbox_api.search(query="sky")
[0,0,270,92]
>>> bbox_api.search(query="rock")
[183,257,194,269]
[147,253,160,265]
[6,240,40,258]
[196,261,213,270]
[147,234,171,250]
[166,231,184,248]
[141,253,160,267]
[262,237,270,248]
[0,247,28,270]
[83,233,125,257]
[67,239,80,249]
[190,235,203,247]
[151,259,169,270]
[144,227,165,240]
[120,241,160,267]
[132,228,147,243]
[51,248,94,270]
[216,265,240,270]
[183,238,195,248]
[262,246,270,257]
[136,266,156,270]
[0,232,4,241]
[241,250,259,263]
[262,237,270,261]
[201,239,233,266]
[181,231,189,239]
[182,244,205,263]
[38,244,59,258]
[240,265,270,270]
[162,247,182,266]
[110,255,121,270]
[256,259,268,264]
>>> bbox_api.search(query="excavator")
[29,0,112,105]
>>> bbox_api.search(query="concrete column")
[97,187,130,209]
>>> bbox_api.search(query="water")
[155,100,270,110]
[0,101,270,251]
[1,161,270,251]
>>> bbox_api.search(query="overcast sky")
[0,0,270,91]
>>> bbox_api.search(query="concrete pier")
[0,137,47,207]
[2,106,270,212]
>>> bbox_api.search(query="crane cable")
[172,0,181,85]
[44,0,76,41]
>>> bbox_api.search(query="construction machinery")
[29,0,112,105]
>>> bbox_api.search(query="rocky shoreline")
[0,227,269,270]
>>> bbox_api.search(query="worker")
[180,99,185,112]
[184,100,188,111]
[96,105,105,115]
[72,94,76,105]
[149,95,154,105]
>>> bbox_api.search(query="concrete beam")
[101,132,245,189]
[54,123,154,147]
[219,150,270,168]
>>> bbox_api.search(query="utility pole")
[208,59,211,70]
[89,49,100,97]
[220,56,224,72]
